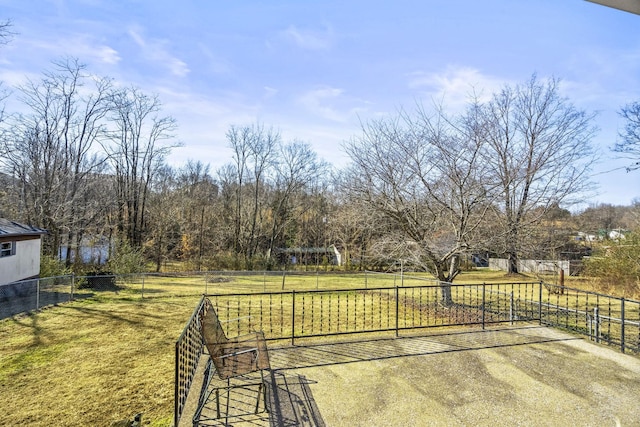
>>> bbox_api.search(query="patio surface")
[187,325,640,426]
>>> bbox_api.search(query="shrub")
[107,240,146,275]
[584,233,640,297]
[39,255,70,278]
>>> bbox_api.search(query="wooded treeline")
[1,57,639,280]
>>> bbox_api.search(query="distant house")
[0,218,47,286]
[576,231,598,243]
[274,245,343,266]
[609,229,628,241]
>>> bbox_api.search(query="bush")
[40,255,70,278]
[584,233,640,297]
[107,240,146,275]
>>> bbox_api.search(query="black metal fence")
[540,283,640,354]
[174,297,207,427]
[174,280,640,425]
[204,282,541,343]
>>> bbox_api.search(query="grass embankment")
[0,269,630,426]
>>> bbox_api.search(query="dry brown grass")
[1,269,632,427]
[0,295,201,426]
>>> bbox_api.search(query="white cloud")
[280,25,334,50]
[407,66,508,111]
[128,27,190,77]
[197,43,233,75]
[263,86,278,99]
[13,33,121,68]
[94,45,121,65]
[0,69,37,88]
[298,86,349,122]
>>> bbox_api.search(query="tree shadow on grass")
[61,302,169,327]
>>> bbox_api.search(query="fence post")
[71,273,75,301]
[395,285,399,337]
[282,270,286,291]
[620,298,625,353]
[538,281,543,325]
[365,270,368,289]
[594,306,600,343]
[36,278,40,311]
[291,290,296,346]
[482,283,486,330]
[510,291,514,325]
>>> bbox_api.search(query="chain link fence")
[1,270,412,319]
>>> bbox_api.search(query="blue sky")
[1,0,639,206]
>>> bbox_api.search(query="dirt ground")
[269,325,640,427]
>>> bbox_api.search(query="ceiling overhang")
[585,0,640,15]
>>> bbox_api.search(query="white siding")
[0,238,42,286]
[489,258,571,275]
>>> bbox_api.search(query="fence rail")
[204,282,543,343]
[173,280,640,425]
[174,297,207,427]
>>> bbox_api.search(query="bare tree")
[0,59,112,259]
[615,101,640,172]
[482,75,597,273]
[329,175,378,271]
[173,160,218,270]
[146,164,181,271]
[345,102,495,303]
[105,86,179,248]
[265,140,329,265]
[0,20,14,150]
[224,123,279,269]
[0,19,13,46]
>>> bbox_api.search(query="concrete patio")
[184,325,640,426]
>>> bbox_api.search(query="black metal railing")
[539,284,640,353]
[174,297,207,427]
[173,280,640,425]
[204,282,543,344]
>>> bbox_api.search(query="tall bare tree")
[146,164,181,271]
[345,102,495,303]
[106,86,179,248]
[482,75,597,273]
[265,140,329,264]
[0,59,112,259]
[224,123,279,269]
[173,160,217,270]
[328,176,377,271]
[615,101,640,172]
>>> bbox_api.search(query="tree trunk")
[507,251,519,274]
[440,283,453,306]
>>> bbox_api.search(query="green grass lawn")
[0,269,631,426]
[1,295,202,426]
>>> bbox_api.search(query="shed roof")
[0,218,47,238]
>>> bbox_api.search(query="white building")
[0,218,47,286]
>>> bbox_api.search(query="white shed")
[0,218,47,286]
